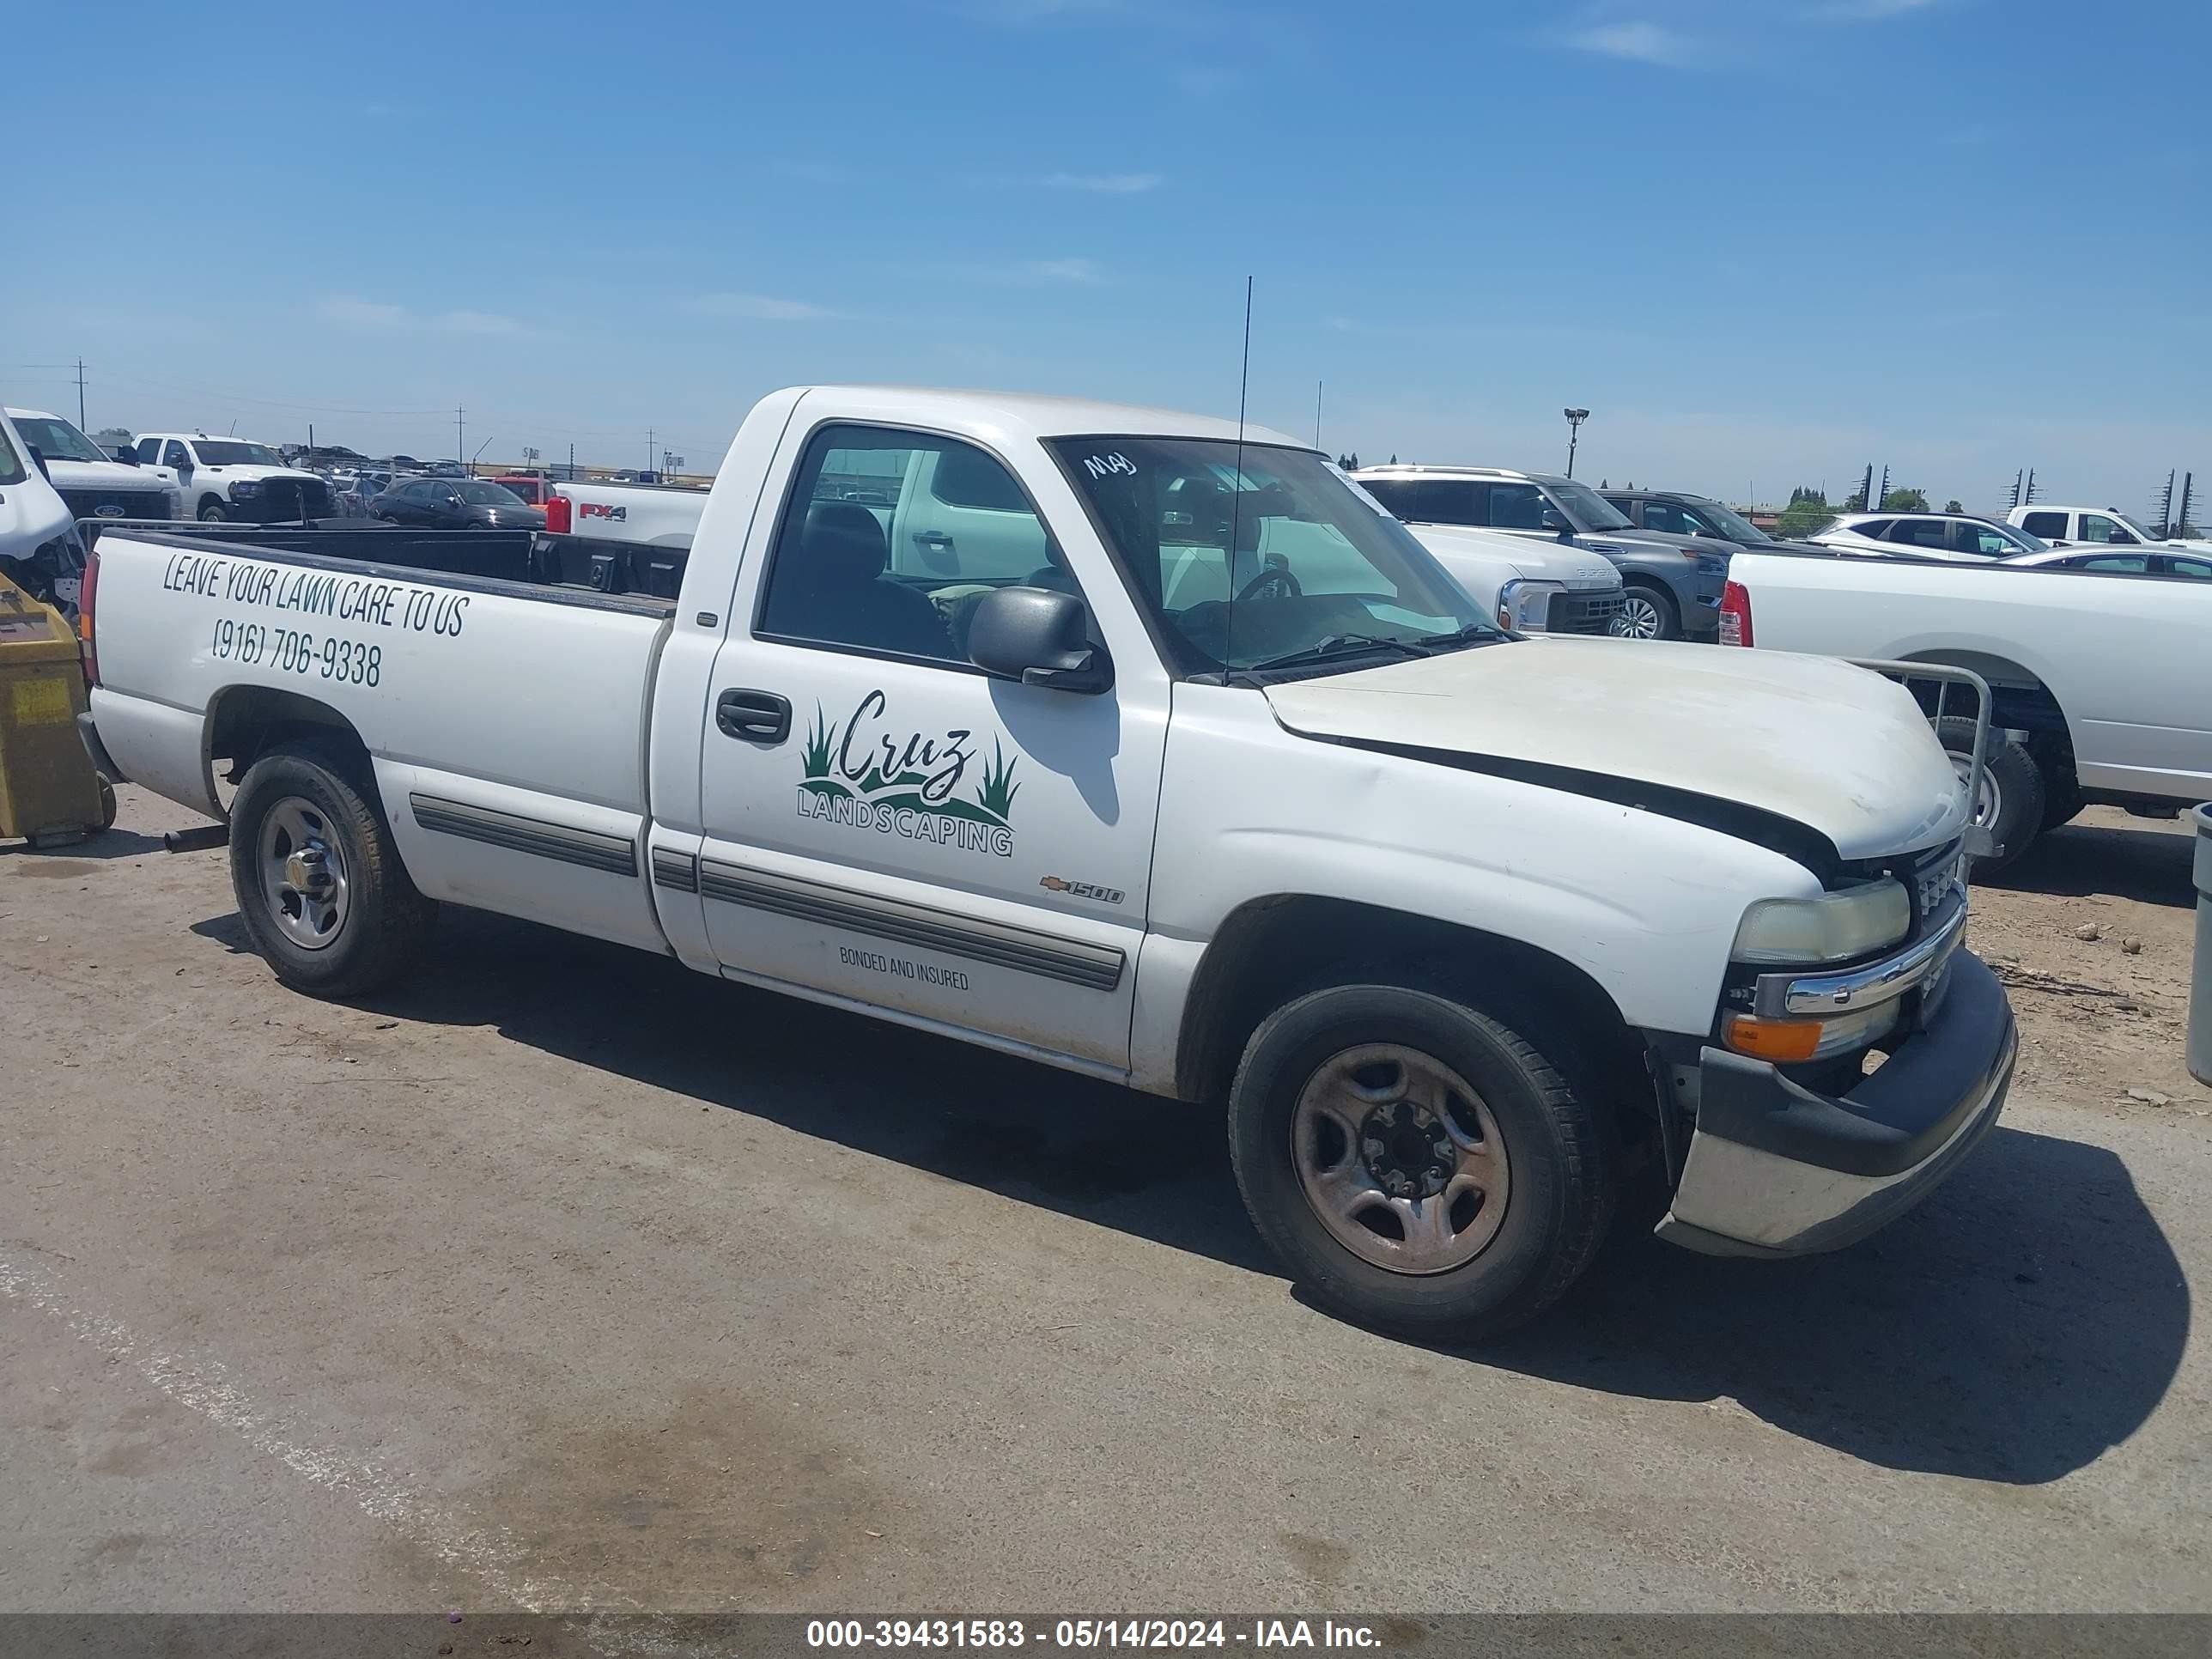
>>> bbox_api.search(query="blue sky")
[7,0,2206,511]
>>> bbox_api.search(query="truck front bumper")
[1656,950,2015,1258]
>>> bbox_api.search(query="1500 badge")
[797,690,1018,858]
[1040,875,1124,904]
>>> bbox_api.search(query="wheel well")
[1896,649,2075,790]
[1175,896,1651,1124]
[205,686,370,794]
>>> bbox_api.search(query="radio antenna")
[1224,276,1254,678]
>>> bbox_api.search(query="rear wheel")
[228,744,435,997]
[1608,584,1679,641]
[1229,983,1615,1342]
[1937,715,2044,874]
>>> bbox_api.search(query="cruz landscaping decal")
[798,690,1018,857]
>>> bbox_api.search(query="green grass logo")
[975,738,1020,822]
[801,704,838,787]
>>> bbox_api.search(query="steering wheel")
[1236,565,1303,603]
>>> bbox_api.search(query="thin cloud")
[686,291,854,321]
[317,297,532,337]
[1558,21,1699,65]
[1041,171,1163,194]
[1023,258,1105,284]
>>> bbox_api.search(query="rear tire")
[1229,983,1615,1342]
[1937,715,2044,874]
[228,743,435,998]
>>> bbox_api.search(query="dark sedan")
[370,477,547,531]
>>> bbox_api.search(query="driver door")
[690,420,1168,1072]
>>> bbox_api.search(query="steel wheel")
[1951,751,2002,835]
[1291,1043,1510,1275]
[1608,591,1664,640]
[258,795,350,951]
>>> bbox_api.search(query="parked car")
[370,477,546,531]
[2007,504,2212,556]
[1601,489,1795,552]
[3,407,180,524]
[1720,545,2212,870]
[2002,546,2212,578]
[1801,512,2048,562]
[1402,523,1625,635]
[488,473,557,507]
[1352,465,1729,641]
[83,384,2012,1342]
[132,432,337,522]
[0,401,87,619]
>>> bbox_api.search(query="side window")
[1887,520,1950,550]
[2080,514,2135,545]
[163,441,192,469]
[1644,501,1694,535]
[136,437,161,464]
[2021,511,2067,540]
[759,424,1060,665]
[1419,481,1485,525]
[2079,555,2149,573]
[2164,557,2212,580]
[1354,478,1415,520]
[1852,520,1893,540]
[1486,483,1547,532]
[1954,523,2015,557]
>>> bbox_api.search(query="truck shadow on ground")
[0,827,167,863]
[191,904,2191,1488]
[1979,815,2197,908]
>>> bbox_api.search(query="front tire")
[1229,984,1615,1342]
[1609,584,1679,641]
[198,499,228,522]
[1937,715,2044,874]
[228,744,435,997]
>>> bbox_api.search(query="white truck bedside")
[81,386,2014,1340]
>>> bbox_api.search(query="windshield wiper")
[1243,634,1430,673]
[1411,623,1505,653]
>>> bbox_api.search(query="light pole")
[470,438,494,477]
[1563,408,1589,478]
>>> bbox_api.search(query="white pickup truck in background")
[1721,546,2212,869]
[2007,504,2212,556]
[548,477,710,548]
[3,407,181,525]
[80,385,2014,1341]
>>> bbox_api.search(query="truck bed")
[85,521,688,610]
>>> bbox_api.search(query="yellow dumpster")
[0,570,112,847]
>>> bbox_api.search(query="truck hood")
[194,465,325,485]
[1409,524,1618,589]
[43,458,177,490]
[1262,636,1966,862]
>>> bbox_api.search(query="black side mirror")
[27,446,50,482]
[1540,506,1571,539]
[967,586,1114,694]
[113,447,139,466]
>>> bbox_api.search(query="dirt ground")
[1965,805,2206,1111]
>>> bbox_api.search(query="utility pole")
[568,441,575,482]
[75,358,88,429]
[455,404,465,466]
[1314,380,1323,451]
[646,427,654,478]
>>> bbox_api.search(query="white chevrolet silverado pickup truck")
[1721,545,2212,871]
[81,386,2014,1340]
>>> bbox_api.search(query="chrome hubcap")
[258,797,349,950]
[1609,594,1662,639]
[1291,1044,1510,1275]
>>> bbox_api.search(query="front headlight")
[1495,578,1563,633]
[228,479,264,499]
[1730,878,1911,966]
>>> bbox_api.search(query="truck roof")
[800,385,1307,450]
[1350,463,1572,487]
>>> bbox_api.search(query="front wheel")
[1608,584,1679,641]
[1229,984,1615,1342]
[198,500,228,522]
[228,743,435,997]
[1936,715,2044,874]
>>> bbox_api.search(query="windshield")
[1684,496,1770,544]
[457,481,526,506]
[1997,523,2051,553]
[1547,480,1632,532]
[1047,437,1492,676]
[8,414,109,465]
[2112,512,2159,541]
[192,441,285,467]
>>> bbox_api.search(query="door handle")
[716,688,792,744]
[914,530,954,554]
